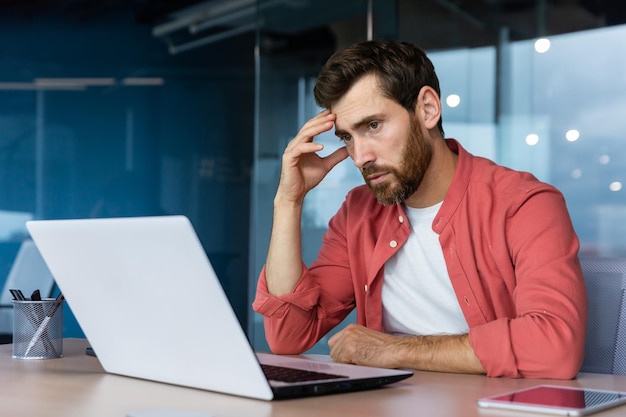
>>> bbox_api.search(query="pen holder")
[12,298,64,359]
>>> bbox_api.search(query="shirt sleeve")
[252,202,357,354]
[468,186,587,379]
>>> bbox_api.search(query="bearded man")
[253,40,587,379]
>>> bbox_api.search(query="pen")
[30,289,58,355]
[30,290,45,323]
[9,289,26,301]
[24,293,64,357]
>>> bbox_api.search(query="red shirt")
[253,139,587,378]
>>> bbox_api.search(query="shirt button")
[464,296,470,305]
[398,216,404,223]
[390,240,398,248]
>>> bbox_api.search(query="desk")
[2,339,626,417]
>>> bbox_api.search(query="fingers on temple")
[296,112,335,142]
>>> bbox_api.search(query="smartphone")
[477,385,626,416]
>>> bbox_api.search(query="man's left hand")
[327,323,485,373]
[327,324,404,368]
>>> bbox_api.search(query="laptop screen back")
[27,215,274,400]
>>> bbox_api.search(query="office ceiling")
[0,0,199,22]
[0,0,624,51]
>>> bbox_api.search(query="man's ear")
[415,86,441,131]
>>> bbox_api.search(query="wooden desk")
[2,339,626,417]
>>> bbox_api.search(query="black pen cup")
[12,298,64,359]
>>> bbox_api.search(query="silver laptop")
[25,215,412,400]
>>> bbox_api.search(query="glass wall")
[0,7,256,338]
[430,24,626,255]
[1,0,624,349]
[506,26,626,256]
[249,1,626,352]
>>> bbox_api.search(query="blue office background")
[0,10,256,337]
[3,2,626,348]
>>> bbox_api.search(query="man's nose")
[351,137,375,169]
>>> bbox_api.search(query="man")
[252,40,587,378]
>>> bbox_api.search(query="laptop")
[25,215,412,400]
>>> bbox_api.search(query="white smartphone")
[477,385,626,416]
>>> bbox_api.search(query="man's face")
[332,75,432,205]
[363,117,432,205]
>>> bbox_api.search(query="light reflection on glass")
[446,94,461,108]
[566,129,580,142]
[526,133,539,146]
[534,38,551,53]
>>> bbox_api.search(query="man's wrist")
[273,195,304,210]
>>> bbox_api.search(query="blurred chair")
[579,257,626,375]
[0,239,56,343]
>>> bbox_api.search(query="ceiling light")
[121,78,165,86]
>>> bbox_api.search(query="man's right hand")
[266,110,349,296]
[275,109,349,205]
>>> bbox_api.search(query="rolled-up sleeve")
[463,185,587,379]
[252,200,359,354]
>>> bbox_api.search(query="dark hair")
[313,40,444,136]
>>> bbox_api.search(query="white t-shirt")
[382,202,469,336]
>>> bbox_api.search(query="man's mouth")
[366,172,388,185]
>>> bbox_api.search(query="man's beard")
[362,119,432,206]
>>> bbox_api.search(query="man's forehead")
[331,77,385,127]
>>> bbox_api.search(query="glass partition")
[506,26,626,256]
[430,24,626,255]
[0,9,256,338]
[1,0,623,350]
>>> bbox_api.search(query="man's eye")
[340,135,352,143]
[368,121,380,131]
